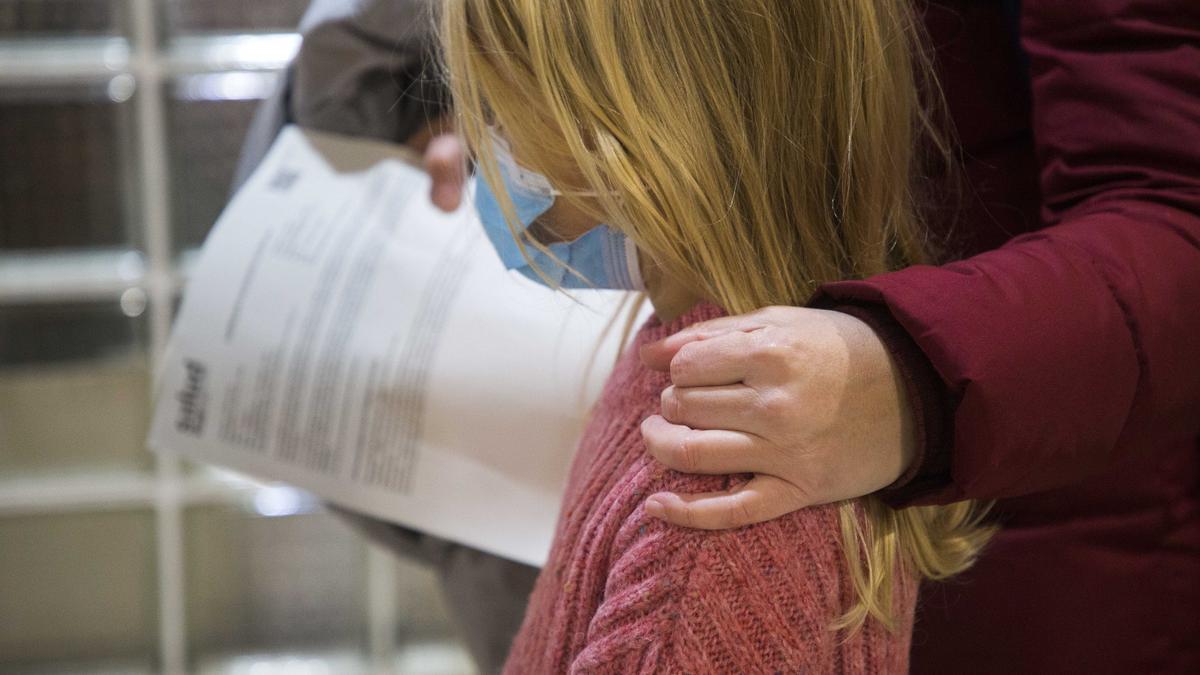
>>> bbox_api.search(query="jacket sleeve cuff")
[824,302,954,508]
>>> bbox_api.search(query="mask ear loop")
[488,127,615,200]
[487,127,555,197]
[485,128,588,287]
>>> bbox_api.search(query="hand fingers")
[425,133,466,212]
[666,330,756,387]
[660,383,775,434]
[663,309,773,350]
[639,309,772,372]
[638,338,682,372]
[640,414,773,475]
[642,474,809,530]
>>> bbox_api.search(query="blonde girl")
[441,0,993,671]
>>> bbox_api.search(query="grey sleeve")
[233,0,445,189]
[291,0,445,141]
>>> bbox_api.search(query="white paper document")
[149,126,644,567]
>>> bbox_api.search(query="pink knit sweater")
[503,302,917,674]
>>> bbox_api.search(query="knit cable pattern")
[504,302,916,674]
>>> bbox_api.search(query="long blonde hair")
[440,0,993,632]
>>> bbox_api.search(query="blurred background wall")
[0,1,470,673]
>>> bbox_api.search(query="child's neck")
[640,255,705,324]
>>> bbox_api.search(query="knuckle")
[754,388,790,420]
[670,342,701,380]
[760,305,788,322]
[733,494,758,526]
[679,505,698,529]
[674,433,699,473]
[750,337,790,370]
[719,498,749,529]
[762,305,801,325]
[660,386,679,420]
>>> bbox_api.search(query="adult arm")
[819,0,1200,503]
[640,0,1200,524]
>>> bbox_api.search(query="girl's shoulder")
[578,462,907,672]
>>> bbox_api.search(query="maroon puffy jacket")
[815,1,1200,673]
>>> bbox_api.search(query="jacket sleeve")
[813,0,1200,503]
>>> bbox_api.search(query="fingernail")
[638,414,655,435]
[644,496,666,518]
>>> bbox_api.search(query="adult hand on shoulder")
[639,306,917,529]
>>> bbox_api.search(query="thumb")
[425,133,466,212]
[643,474,809,530]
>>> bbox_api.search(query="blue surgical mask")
[473,133,643,290]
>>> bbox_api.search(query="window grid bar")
[127,0,186,672]
[0,473,265,515]
[2,3,402,669]
[367,545,400,673]
[0,33,300,83]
